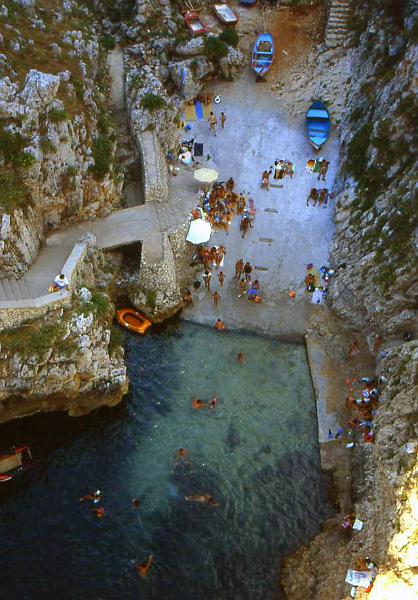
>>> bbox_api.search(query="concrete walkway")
[183,68,338,340]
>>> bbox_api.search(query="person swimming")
[132,498,140,508]
[185,494,220,507]
[93,507,105,518]
[192,398,206,410]
[209,396,218,409]
[237,352,245,364]
[175,448,191,467]
[136,554,154,579]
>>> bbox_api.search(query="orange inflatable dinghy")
[116,309,152,335]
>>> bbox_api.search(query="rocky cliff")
[0,0,122,276]
[0,245,128,422]
[283,1,418,597]
[329,0,417,340]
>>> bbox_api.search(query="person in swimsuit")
[192,398,206,410]
[136,554,154,578]
[185,495,219,507]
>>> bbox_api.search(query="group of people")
[208,111,226,136]
[306,188,331,207]
[261,158,295,190]
[192,178,248,232]
[345,372,380,445]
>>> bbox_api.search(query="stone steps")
[0,245,73,302]
[325,0,351,48]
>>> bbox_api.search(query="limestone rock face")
[167,59,203,101]
[218,46,245,80]
[328,1,418,342]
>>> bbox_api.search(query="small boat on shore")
[183,11,208,37]
[251,33,275,79]
[240,0,257,5]
[213,4,238,25]
[0,445,32,482]
[306,101,331,150]
[117,309,152,335]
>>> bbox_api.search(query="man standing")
[235,258,244,279]
[318,159,330,181]
[243,261,253,283]
[203,270,211,291]
[220,112,226,129]
[208,111,217,136]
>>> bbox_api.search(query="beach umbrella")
[193,168,218,185]
[186,219,212,244]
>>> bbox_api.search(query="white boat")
[213,3,238,25]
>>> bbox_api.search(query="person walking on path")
[220,112,226,129]
[218,271,225,287]
[204,270,211,291]
[235,258,244,279]
[243,261,253,283]
[318,159,330,181]
[213,291,220,306]
[208,112,217,136]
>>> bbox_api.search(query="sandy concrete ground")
[181,65,338,340]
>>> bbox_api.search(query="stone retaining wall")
[0,242,87,332]
[136,129,169,204]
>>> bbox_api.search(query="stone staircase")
[0,245,73,301]
[325,0,351,48]
[114,111,137,172]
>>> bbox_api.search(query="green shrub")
[40,137,57,154]
[146,289,156,309]
[350,106,364,122]
[66,165,77,176]
[97,112,111,135]
[109,325,124,355]
[346,123,372,179]
[48,108,69,123]
[0,322,75,357]
[204,36,228,60]
[190,60,199,74]
[101,34,116,51]
[0,127,34,168]
[219,28,239,48]
[140,93,166,112]
[72,78,84,100]
[0,169,29,211]
[13,151,36,168]
[81,292,111,317]
[397,94,416,116]
[91,136,113,179]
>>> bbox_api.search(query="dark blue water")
[0,321,333,599]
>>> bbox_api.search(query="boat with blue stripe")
[251,33,275,79]
[306,101,330,150]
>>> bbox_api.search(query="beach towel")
[306,159,322,173]
[183,101,214,122]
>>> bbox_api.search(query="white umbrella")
[186,219,212,244]
[193,168,218,185]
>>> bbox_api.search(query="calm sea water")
[0,321,333,600]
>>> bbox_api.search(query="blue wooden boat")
[251,33,275,79]
[306,101,330,150]
[240,0,257,5]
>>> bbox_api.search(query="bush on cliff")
[140,93,166,112]
[219,29,239,48]
[346,123,372,180]
[91,136,113,179]
[0,323,75,357]
[204,36,229,60]
[0,169,29,211]
[0,127,35,169]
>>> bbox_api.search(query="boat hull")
[306,101,330,150]
[251,33,275,78]
[117,309,152,335]
[214,4,238,25]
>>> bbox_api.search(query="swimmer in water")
[136,554,154,579]
[192,398,206,410]
[185,494,220,507]
[175,448,191,467]
[132,498,140,508]
[237,352,245,364]
[93,507,105,518]
[209,396,218,409]
[80,489,101,503]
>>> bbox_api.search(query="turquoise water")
[0,320,332,599]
